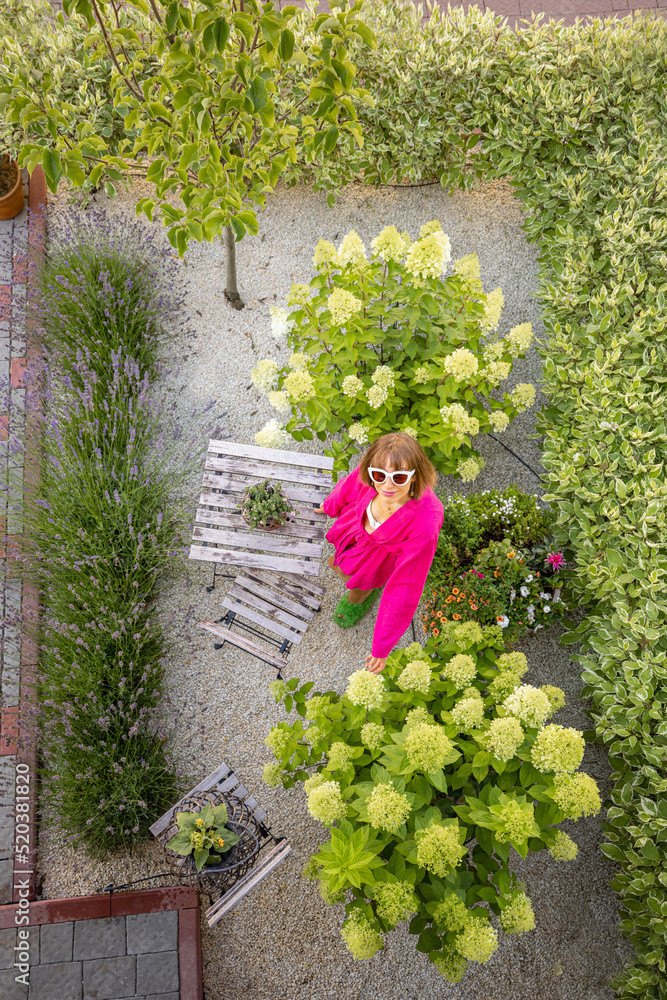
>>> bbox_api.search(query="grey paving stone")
[136,952,179,996]
[0,859,13,904]
[0,260,11,283]
[0,817,15,855]
[83,955,135,1000]
[28,961,82,1000]
[0,927,17,970]
[126,911,178,955]
[40,922,73,965]
[146,994,179,1000]
[73,916,126,961]
[0,220,13,236]
[0,968,29,999]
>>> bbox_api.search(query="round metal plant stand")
[161,789,261,900]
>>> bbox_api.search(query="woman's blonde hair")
[359,432,436,500]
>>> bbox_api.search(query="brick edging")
[0,887,203,1000]
[11,166,46,906]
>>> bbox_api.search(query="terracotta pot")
[241,508,289,532]
[0,160,24,221]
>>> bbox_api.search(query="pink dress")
[322,468,444,658]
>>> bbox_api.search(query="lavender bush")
[28,209,190,854]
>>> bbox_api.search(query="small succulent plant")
[242,479,293,529]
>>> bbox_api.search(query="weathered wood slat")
[189,545,320,577]
[221,597,303,645]
[149,762,232,838]
[240,569,323,610]
[208,438,334,471]
[205,840,293,926]
[195,508,326,541]
[228,584,310,632]
[202,472,327,505]
[279,570,326,597]
[235,574,315,621]
[205,455,331,489]
[199,490,327,523]
[193,525,323,559]
[198,621,289,670]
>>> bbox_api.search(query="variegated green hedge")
[291,5,667,997]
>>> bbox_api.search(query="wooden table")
[189,439,333,578]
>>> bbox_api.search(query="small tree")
[3,0,374,307]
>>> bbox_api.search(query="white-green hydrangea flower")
[328,286,363,325]
[453,622,484,645]
[313,238,338,268]
[433,893,468,931]
[484,341,506,363]
[451,697,485,730]
[371,365,395,388]
[404,723,453,772]
[269,679,286,701]
[360,722,385,751]
[541,685,566,714]
[284,369,316,402]
[287,282,312,307]
[373,881,417,927]
[440,402,480,437]
[487,670,522,703]
[366,384,388,409]
[405,641,425,657]
[413,366,433,384]
[397,659,432,695]
[327,741,356,772]
[345,670,386,710]
[487,716,525,762]
[319,880,345,906]
[264,727,291,756]
[262,762,283,787]
[495,799,536,843]
[367,783,411,833]
[441,653,477,689]
[485,361,512,387]
[404,706,433,728]
[489,410,510,433]
[371,224,410,263]
[443,348,479,381]
[304,725,324,746]
[405,227,451,281]
[251,358,279,394]
[503,684,551,729]
[462,686,482,700]
[341,374,363,397]
[531,724,585,774]
[457,456,484,482]
[288,351,309,370]
[506,322,533,357]
[267,390,291,415]
[416,823,467,878]
[454,252,481,282]
[496,652,528,675]
[337,230,367,266]
[455,918,498,963]
[305,695,331,720]
[347,422,369,444]
[269,305,293,340]
[510,383,536,412]
[306,779,347,826]
[303,772,326,795]
[552,773,601,819]
[402,426,418,438]
[500,891,535,934]
[432,948,468,983]
[340,911,383,960]
[481,287,504,334]
[548,829,578,862]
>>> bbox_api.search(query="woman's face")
[372,459,413,504]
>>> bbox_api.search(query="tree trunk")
[223,225,244,310]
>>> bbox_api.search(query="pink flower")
[546,552,565,572]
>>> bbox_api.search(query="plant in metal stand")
[242,479,293,530]
[167,803,241,873]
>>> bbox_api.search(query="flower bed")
[29,210,185,853]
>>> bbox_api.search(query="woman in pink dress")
[316,432,443,674]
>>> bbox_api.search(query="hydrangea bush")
[251,223,536,478]
[262,626,599,979]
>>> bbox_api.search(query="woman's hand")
[365,654,387,674]
[314,505,325,514]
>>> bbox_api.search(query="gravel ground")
[40,178,631,999]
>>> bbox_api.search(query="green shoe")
[333,590,378,628]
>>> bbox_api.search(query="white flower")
[371,365,395,388]
[366,384,388,409]
[540,592,551,600]
[341,375,363,397]
[520,586,529,598]
[251,358,279,394]
[268,391,291,415]
[255,419,290,449]
[544,605,551,613]
[489,410,510,433]
[328,287,363,326]
[402,426,418,439]
[498,615,510,628]
[337,230,367,266]
[525,574,534,583]
[348,422,369,444]
[269,306,293,340]
[405,226,451,281]
[506,322,533,357]
[443,348,479,382]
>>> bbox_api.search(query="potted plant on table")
[241,479,294,531]
[0,153,24,220]
[166,803,241,873]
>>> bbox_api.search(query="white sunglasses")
[368,466,416,487]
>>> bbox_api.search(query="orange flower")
[452,588,460,595]
[470,602,478,610]
[436,611,443,618]
[446,596,454,604]
[432,628,440,636]
[456,597,461,603]
[508,551,515,558]
[460,592,466,598]
[452,614,461,620]
[494,571,500,578]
